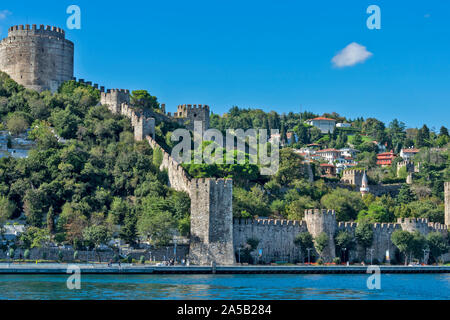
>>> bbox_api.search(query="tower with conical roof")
[360,171,370,197]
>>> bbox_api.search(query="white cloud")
[331,42,373,68]
[0,10,12,20]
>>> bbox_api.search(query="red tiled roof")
[402,148,419,153]
[309,117,336,121]
[320,163,335,167]
[317,148,340,153]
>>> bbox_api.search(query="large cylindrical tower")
[0,24,74,92]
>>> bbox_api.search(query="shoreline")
[0,263,449,274]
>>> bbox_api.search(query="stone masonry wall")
[102,88,234,265]
[234,213,449,264]
[189,179,235,265]
[233,219,308,263]
[0,25,74,92]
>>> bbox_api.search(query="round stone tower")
[0,24,74,92]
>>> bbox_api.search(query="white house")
[339,148,359,158]
[400,148,420,161]
[315,148,341,162]
[306,117,336,134]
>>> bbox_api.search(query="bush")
[333,257,341,264]
[140,256,145,264]
[127,255,132,263]
[73,251,79,260]
[57,251,64,261]
[317,258,324,265]
[42,251,47,260]
[24,249,30,260]
[8,248,14,259]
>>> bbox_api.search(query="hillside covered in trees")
[0,71,449,250]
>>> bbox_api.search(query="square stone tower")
[445,182,450,227]
[189,178,235,265]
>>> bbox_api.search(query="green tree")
[137,211,176,246]
[19,227,50,249]
[357,203,393,223]
[293,232,314,262]
[320,188,364,221]
[7,113,29,135]
[273,148,305,186]
[355,222,374,260]
[426,232,449,264]
[0,196,16,227]
[50,108,80,139]
[131,90,159,110]
[391,230,414,265]
[397,184,416,205]
[46,206,55,234]
[335,231,355,261]
[314,232,329,259]
[82,225,111,261]
[120,211,138,245]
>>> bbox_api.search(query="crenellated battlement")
[397,217,429,224]
[341,169,365,187]
[100,89,130,114]
[8,24,66,39]
[175,104,210,116]
[342,169,365,174]
[304,209,336,217]
[233,218,307,228]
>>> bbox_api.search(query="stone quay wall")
[0,245,189,262]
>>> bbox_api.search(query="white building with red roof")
[306,117,336,133]
[315,148,341,162]
[400,148,420,161]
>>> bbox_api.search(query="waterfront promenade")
[0,263,449,274]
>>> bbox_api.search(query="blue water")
[0,274,448,300]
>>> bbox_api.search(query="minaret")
[360,171,370,197]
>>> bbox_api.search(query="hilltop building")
[377,151,396,166]
[306,117,336,133]
[400,148,420,161]
[319,163,337,177]
[315,148,340,162]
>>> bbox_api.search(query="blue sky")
[1,1,449,130]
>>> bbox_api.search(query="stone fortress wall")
[234,210,448,264]
[341,169,365,187]
[99,86,235,265]
[0,25,74,92]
